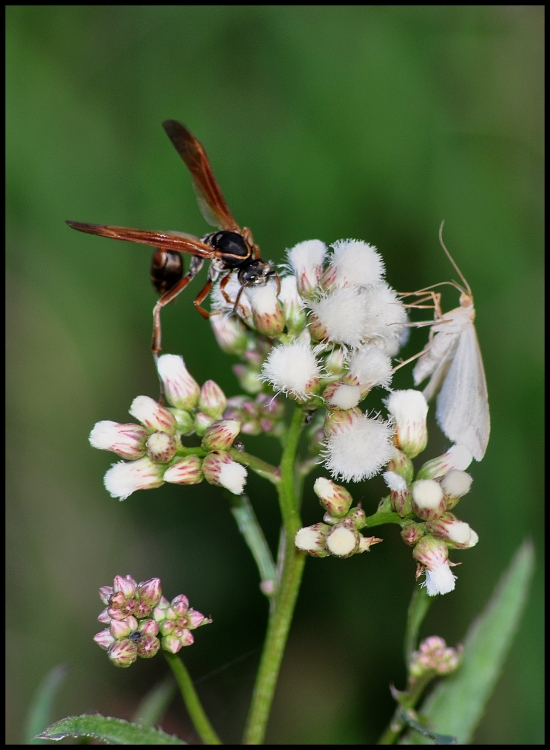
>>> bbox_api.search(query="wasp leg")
[152,255,204,356]
[193,279,214,319]
[220,272,234,306]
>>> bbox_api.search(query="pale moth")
[410,224,490,461]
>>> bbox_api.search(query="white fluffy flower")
[262,341,322,399]
[323,239,385,289]
[308,287,370,347]
[324,412,394,481]
[385,389,428,458]
[424,563,457,596]
[361,283,409,355]
[347,345,393,389]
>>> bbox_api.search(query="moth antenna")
[439,220,471,296]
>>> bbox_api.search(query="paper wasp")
[67,120,276,356]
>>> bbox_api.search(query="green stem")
[229,493,277,595]
[164,651,222,745]
[229,447,280,486]
[242,406,306,745]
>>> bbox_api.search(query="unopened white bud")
[326,521,360,558]
[295,523,330,557]
[385,390,428,458]
[156,355,200,411]
[286,239,326,298]
[412,479,445,520]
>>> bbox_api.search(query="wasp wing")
[435,322,490,461]
[162,120,238,231]
[66,221,216,258]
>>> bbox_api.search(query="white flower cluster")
[216,237,409,483]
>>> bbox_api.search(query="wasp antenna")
[438,220,471,296]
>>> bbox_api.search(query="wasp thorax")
[209,231,250,262]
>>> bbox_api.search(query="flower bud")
[401,521,425,547]
[323,381,363,410]
[129,396,176,435]
[245,283,285,337]
[194,411,216,436]
[137,578,162,607]
[89,421,148,460]
[440,470,473,510]
[278,274,307,332]
[411,479,445,521]
[156,354,201,410]
[110,615,138,640]
[94,628,115,650]
[409,636,463,679]
[146,432,178,463]
[232,364,264,395]
[324,347,346,378]
[385,447,414,484]
[416,444,473,480]
[413,535,457,596]
[199,380,227,420]
[326,519,361,558]
[201,419,241,451]
[170,408,195,435]
[286,239,326,299]
[163,455,204,485]
[383,471,413,517]
[294,523,331,557]
[107,638,137,668]
[385,390,428,459]
[136,634,161,658]
[202,451,247,495]
[346,506,367,530]
[426,513,479,549]
[104,457,165,500]
[210,312,249,355]
[313,477,353,517]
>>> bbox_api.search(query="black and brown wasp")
[67,120,277,356]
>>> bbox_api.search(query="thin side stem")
[229,447,280,486]
[229,493,277,595]
[242,406,306,744]
[164,651,222,745]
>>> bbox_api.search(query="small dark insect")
[67,121,277,356]
[128,631,142,643]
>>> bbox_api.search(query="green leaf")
[24,664,68,744]
[37,715,186,744]
[406,540,535,744]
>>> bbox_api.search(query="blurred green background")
[6,6,543,744]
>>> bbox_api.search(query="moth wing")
[435,322,490,461]
[414,329,460,397]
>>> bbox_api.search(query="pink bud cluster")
[94,575,211,667]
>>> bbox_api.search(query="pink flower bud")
[194,411,216,436]
[385,447,414,484]
[202,451,247,495]
[137,578,162,607]
[113,575,137,598]
[129,396,176,435]
[383,471,413,516]
[199,380,227,419]
[210,313,249,355]
[163,455,204,485]
[171,595,189,617]
[201,419,241,451]
[146,432,178,463]
[107,638,138,668]
[401,522,425,547]
[94,628,115,650]
[426,513,479,549]
[89,421,148,459]
[156,354,201,410]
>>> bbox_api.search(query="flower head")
[156,354,201,411]
[385,390,428,458]
[321,239,385,289]
[413,536,457,596]
[261,340,322,400]
[286,239,326,298]
[323,411,394,482]
[104,457,165,500]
